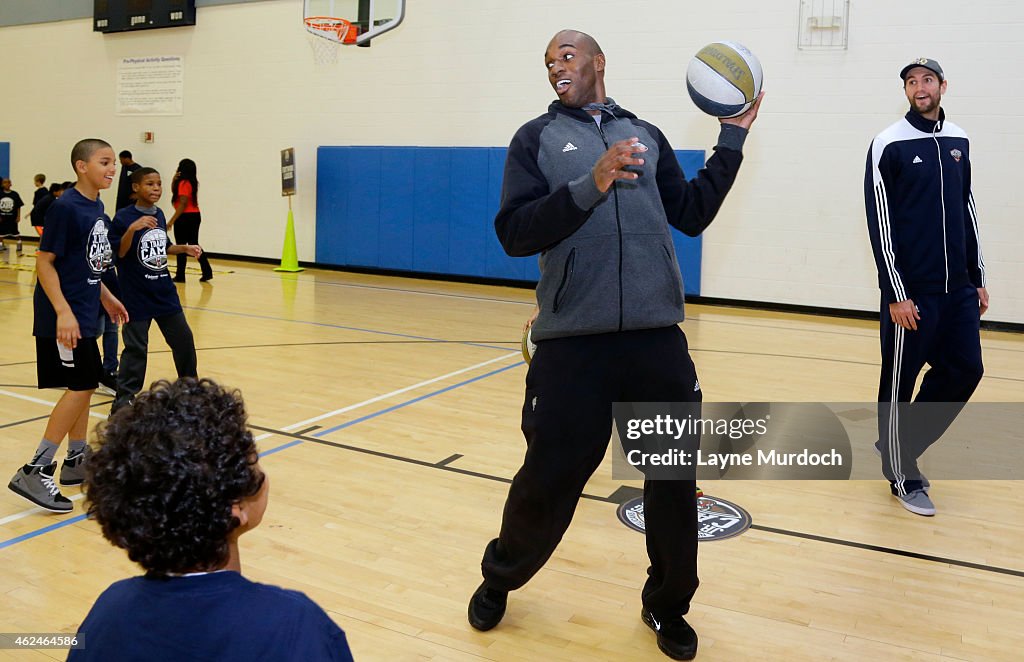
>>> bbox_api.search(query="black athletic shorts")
[35,336,102,391]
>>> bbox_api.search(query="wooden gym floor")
[1,257,1021,661]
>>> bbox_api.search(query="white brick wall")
[2,0,1021,321]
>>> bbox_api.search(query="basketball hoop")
[304,16,357,65]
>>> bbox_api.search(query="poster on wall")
[116,56,185,115]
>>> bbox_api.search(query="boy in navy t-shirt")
[109,167,202,413]
[72,377,355,662]
[7,139,128,513]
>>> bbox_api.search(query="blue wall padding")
[0,142,9,178]
[673,150,706,295]
[316,146,705,294]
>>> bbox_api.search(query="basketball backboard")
[303,0,405,47]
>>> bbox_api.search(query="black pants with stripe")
[480,325,701,618]
[877,285,983,495]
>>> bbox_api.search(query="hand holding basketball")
[720,91,765,130]
[591,138,647,193]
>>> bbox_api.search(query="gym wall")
[1,0,1021,321]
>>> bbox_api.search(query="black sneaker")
[110,394,135,416]
[468,582,507,631]
[172,276,186,283]
[642,608,698,660]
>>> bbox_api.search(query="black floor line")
[5,342,1020,383]
[436,453,463,467]
[0,398,113,431]
[0,340,519,369]
[748,524,1024,578]
[249,423,609,502]
[0,413,54,430]
[248,423,1023,578]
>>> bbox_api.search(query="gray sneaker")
[894,489,936,516]
[60,446,92,487]
[8,463,73,513]
[873,441,930,492]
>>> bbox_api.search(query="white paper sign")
[117,56,184,116]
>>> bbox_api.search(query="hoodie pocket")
[620,234,684,319]
[552,248,577,313]
[661,243,684,307]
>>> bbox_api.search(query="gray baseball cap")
[900,58,944,82]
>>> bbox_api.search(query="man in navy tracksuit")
[864,58,987,517]
[468,30,762,660]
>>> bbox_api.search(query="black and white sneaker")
[8,463,73,513]
[97,371,118,397]
[642,608,698,660]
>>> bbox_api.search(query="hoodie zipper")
[932,120,949,292]
[594,117,624,331]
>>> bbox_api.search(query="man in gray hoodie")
[469,30,762,660]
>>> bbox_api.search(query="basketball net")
[304,17,352,65]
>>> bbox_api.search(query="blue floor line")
[313,362,522,437]
[259,438,305,457]
[0,513,88,550]
[1,358,523,550]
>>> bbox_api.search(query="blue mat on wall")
[316,146,705,295]
[0,142,9,179]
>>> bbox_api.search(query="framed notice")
[116,56,184,116]
[281,148,296,196]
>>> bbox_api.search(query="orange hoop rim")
[304,16,357,44]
